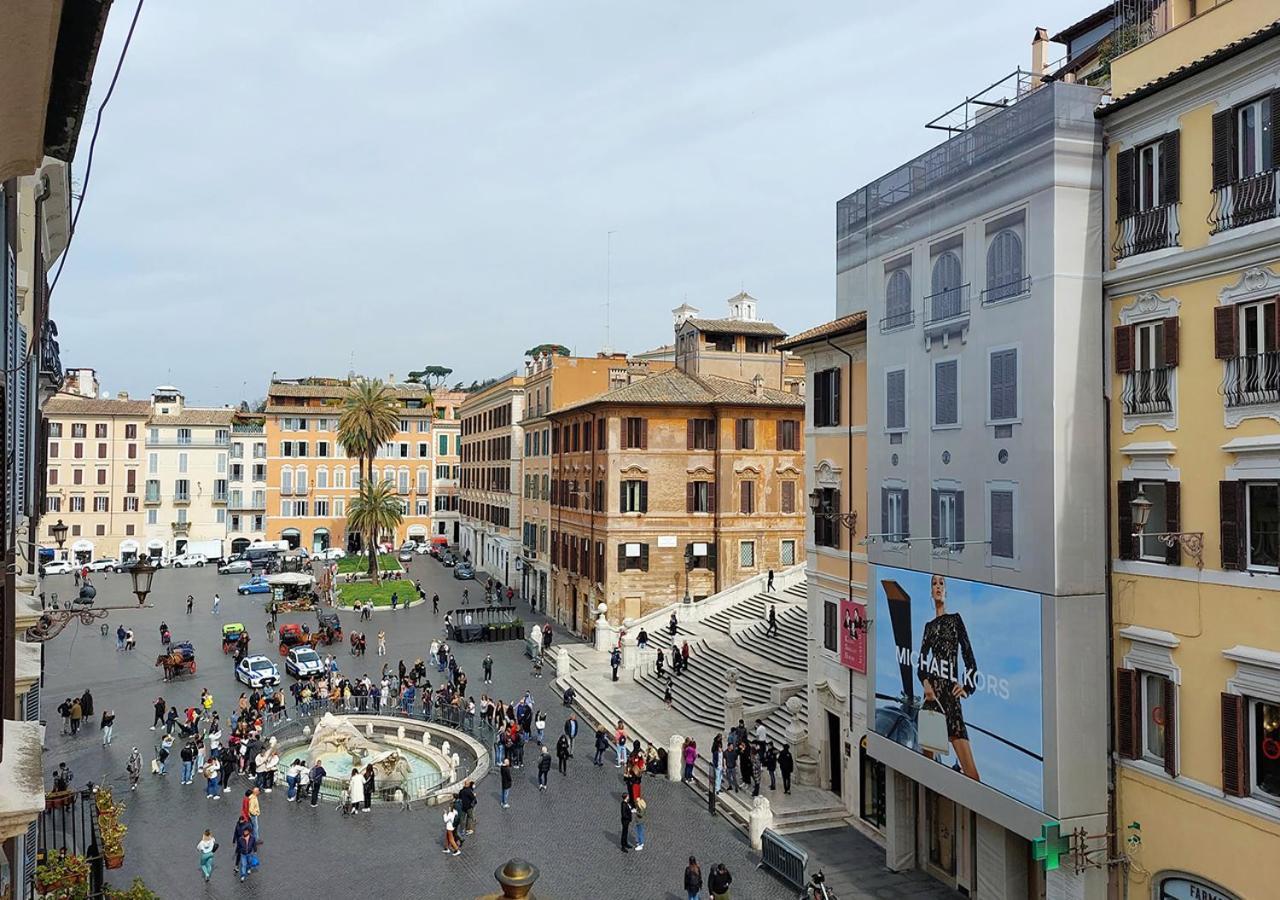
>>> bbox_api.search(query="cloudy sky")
[55,1,1099,405]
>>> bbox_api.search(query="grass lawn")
[335,553,401,574]
[336,578,417,608]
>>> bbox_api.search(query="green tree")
[345,480,404,585]
[337,378,400,578]
[408,365,453,386]
[526,343,570,358]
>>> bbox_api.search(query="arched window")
[885,268,912,328]
[930,251,963,320]
[281,466,293,495]
[316,467,328,489]
[985,229,1024,301]
[334,467,345,489]
[296,467,309,494]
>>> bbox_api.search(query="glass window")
[1253,698,1280,799]
[1237,96,1274,179]
[933,360,959,427]
[1141,672,1167,763]
[1138,141,1161,209]
[780,539,796,566]
[1247,481,1280,572]
[1136,481,1168,561]
[886,488,907,542]
[738,540,755,568]
[985,230,1024,300]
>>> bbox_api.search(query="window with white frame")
[416,499,430,516]
[398,468,410,493]
[147,509,157,525]
[316,468,328,489]
[1247,481,1280,573]
[1140,671,1167,763]
[315,498,330,517]
[334,468,345,489]
[739,540,756,568]
[334,498,345,517]
[780,539,796,566]
[148,452,157,474]
[93,496,109,512]
[1251,697,1280,799]
[932,488,963,550]
[932,359,959,428]
[1135,481,1168,561]
[296,468,309,493]
[1237,95,1274,179]
[281,467,293,495]
[419,469,431,492]
[883,486,907,542]
[1138,140,1162,210]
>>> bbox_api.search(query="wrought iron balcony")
[1122,367,1173,415]
[1115,204,1180,259]
[1210,170,1280,234]
[171,521,190,534]
[1222,352,1280,408]
[879,308,914,333]
[980,274,1032,305]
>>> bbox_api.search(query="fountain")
[308,713,414,788]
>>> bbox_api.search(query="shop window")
[859,742,885,829]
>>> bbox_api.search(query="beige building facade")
[459,374,525,586]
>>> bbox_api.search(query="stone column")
[723,668,744,733]
[619,618,638,670]
[783,696,820,787]
[748,796,774,850]
[668,734,685,783]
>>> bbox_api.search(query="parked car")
[236,576,271,596]
[284,647,324,678]
[441,553,457,567]
[86,558,118,572]
[39,560,74,576]
[170,553,208,568]
[397,548,414,563]
[453,562,475,580]
[414,543,433,555]
[112,557,163,573]
[317,547,346,561]
[235,655,280,688]
[218,559,253,575]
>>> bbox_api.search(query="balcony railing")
[171,521,190,534]
[923,284,970,326]
[174,494,191,504]
[879,308,914,333]
[1223,352,1280,408]
[1210,170,1280,234]
[229,499,266,511]
[1121,367,1173,415]
[144,493,161,505]
[1115,203,1180,259]
[213,493,228,504]
[980,274,1032,305]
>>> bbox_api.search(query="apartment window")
[70,496,85,513]
[735,418,755,450]
[780,480,795,514]
[176,509,188,525]
[423,468,435,490]
[93,496,109,513]
[617,542,649,572]
[932,359,959,428]
[739,540,756,568]
[929,250,964,320]
[989,487,1015,560]
[438,434,449,456]
[49,469,58,485]
[148,452,157,474]
[230,463,243,482]
[127,443,137,459]
[813,369,841,427]
[175,479,190,501]
[73,442,83,459]
[72,469,82,485]
[988,348,1018,422]
[739,481,755,515]
[71,423,86,438]
[882,486,908,542]
[123,497,138,512]
[416,499,430,516]
[931,488,964,550]
[254,442,266,459]
[96,442,107,458]
[282,441,293,458]
[985,229,1026,302]
[330,501,341,520]
[93,423,107,439]
[177,428,192,445]
[780,539,796,565]
[178,452,188,474]
[822,601,838,652]
[596,419,606,450]
[315,498,330,517]
[777,420,799,451]
[317,441,329,458]
[814,488,840,549]
[49,422,62,438]
[48,441,58,459]
[148,427,159,443]
[147,509,157,525]
[418,419,431,432]
[46,496,61,513]
[254,464,267,482]
[885,369,906,432]
[96,469,107,485]
[1247,481,1279,573]
[145,479,159,502]
[884,267,912,329]
[1236,95,1275,179]
[399,419,410,432]
[296,441,308,458]
[688,418,716,450]
[214,478,228,501]
[623,417,646,449]
[620,480,648,514]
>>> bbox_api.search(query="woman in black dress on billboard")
[917,574,980,781]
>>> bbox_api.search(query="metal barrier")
[759,827,808,890]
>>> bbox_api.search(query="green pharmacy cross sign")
[1031,822,1070,872]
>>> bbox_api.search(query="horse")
[155,651,195,682]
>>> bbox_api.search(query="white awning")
[71,539,93,552]
[119,539,140,553]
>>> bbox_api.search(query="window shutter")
[887,370,905,430]
[687,419,695,450]
[1117,481,1135,560]
[1114,324,1136,374]
[708,542,718,573]
[1211,110,1236,189]
[775,421,783,451]
[1273,90,1280,170]
[955,491,965,545]
[1164,481,1181,566]
[619,482,626,513]
[832,369,842,427]
[639,543,649,572]
[931,489,940,547]
[735,419,743,449]
[1162,677,1178,778]
[881,487,889,537]
[902,489,910,538]
[1221,692,1248,797]
[739,483,748,515]
[1116,148,1135,221]
[639,481,648,513]
[1220,480,1243,570]
[1159,130,1180,204]
[597,418,606,450]
[1213,305,1238,359]
[1162,317,1180,368]
[617,543,626,573]
[687,482,695,513]
[1115,668,1140,759]
[639,418,647,450]
[708,420,717,450]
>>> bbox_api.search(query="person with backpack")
[684,856,703,900]
[537,745,552,791]
[708,862,733,899]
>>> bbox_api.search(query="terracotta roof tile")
[43,397,151,417]
[150,408,238,426]
[551,368,803,414]
[776,312,867,350]
[683,317,787,337]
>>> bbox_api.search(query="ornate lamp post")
[1130,488,1203,569]
[808,489,858,535]
[50,518,68,552]
[130,557,157,607]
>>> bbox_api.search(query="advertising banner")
[872,566,1043,810]
[839,598,867,673]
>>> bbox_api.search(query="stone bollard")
[556,646,570,676]
[397,726,405,740]
[619,618,638,671]
[748,796,774,850]
[723,668,744,733]
[668,733,685,783]
[593,603,614,651]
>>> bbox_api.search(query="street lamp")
[1130,487,1203,569]
[808,489,858,536]
[50,518,68,550]
[130,557,157,606]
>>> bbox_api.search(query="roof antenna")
[604,230,617,355]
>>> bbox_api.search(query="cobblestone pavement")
[41,556,785,898]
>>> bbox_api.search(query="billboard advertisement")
[838,598,867,673]
[872,566,1043,810]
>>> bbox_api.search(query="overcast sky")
[55,1,1100,406]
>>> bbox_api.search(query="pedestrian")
[205,757,222,798]
[663,678,674,708]
[246,787,262,837]
[684,856,704,900]
[151,696,165,730]
[534,709,546,744]
[69,698,82,734]
[708,862,732,899]
[80,688,94,725]
[683,739,697,782]
[556,734,570,775]
[764,741,778,791]
[482,654,493,684]
[619,795,633,852]
[563,714,578,756]
[739,741,752,791]
[458,780,477,835]
[754,719,767,745]
[212,593,221,616]
[181,740,197,784]
[670,644,681,676]
[537,745,551,791]
[656,647,665,677]
[442,806,462,856]
[308,760,326,807]
[766,604,778,637]
[711,734,723,793]
[499,757,513,808]
[115,625,125,651]
[363,763,375,811]
[779,744,794,794]
[751,747,763,797]
[346,767,363,815]
[234,820,256,882]
[681,640,692,671]
[636,628,648,650]
[157,734,174,775]
[197,829,217,883]
[593,726,609,766]
[432,593,439,615]
[668,612,678,636]
[766,568,775,593]
[186,594,194,614]
[377,630,386,656]
[124,628,135,651]
[100,709,115,746]
[724,741,741,793]
[633,796,647,851]
[390,591,398,611]
[610,646,621,682]
[126,748,142,790]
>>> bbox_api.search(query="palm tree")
[338,378,400,577]
[346,480,404,585]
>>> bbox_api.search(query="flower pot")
[515,626,525,640]
[104,852,124,869]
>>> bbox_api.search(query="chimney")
[117,391,129,400]
[388,372,395,385]
[751,373,765,396]
[1031,27,1050,80]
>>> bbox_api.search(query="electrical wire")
[47,0,146,300]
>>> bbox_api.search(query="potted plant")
[513,618,525,640]
[106,878,161,899]
[95,787,127,869]
[36,850,90,895]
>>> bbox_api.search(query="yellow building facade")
[1102,5,1280,898]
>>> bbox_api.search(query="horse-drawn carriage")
[316,611,342,646]
[156,641,196,681]
[277,622,318,656]
[221,623,248,655]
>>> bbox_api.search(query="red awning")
[431,535,448,544]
